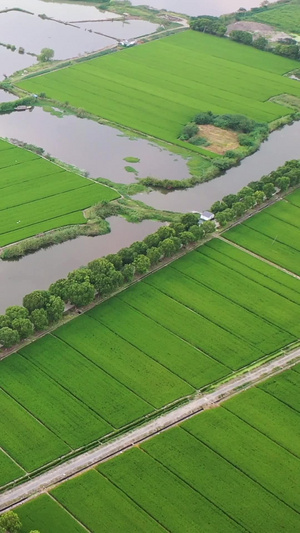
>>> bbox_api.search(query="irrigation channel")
[1,346,299,511]
[0,115,300,311]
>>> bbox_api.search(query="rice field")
[0,139,119,246]
[247,0,300,35]
[15,364,300,532]
[0,238,298,490]
[18,31,300,147]
[224,192,300,275]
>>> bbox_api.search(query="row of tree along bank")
[0,160,299,351]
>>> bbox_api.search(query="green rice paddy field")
[19,31,300,147]
[247,0,300,35]
[16,364,300,532]
[0,139,119,246]
[1,237,299,491]
[224,189,300,275]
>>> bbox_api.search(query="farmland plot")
[14,365,300,532]
[19,31,300,147]
[224,197,300,275]
[0,140,119,245]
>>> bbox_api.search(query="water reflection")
[0,11,115,59]
[0,89,16,102]
[77,19,159,40]
[0,217,162,312]
[0,46,36,78]
[133,121,300,212]
[0,0,114,22]
[0,107,190,182]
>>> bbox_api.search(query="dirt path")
[218,235,300,281]
[1,347,299,512]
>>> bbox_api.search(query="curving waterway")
[0,217,162,312]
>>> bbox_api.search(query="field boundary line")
[219,236,300,281]
[1,346,299,512]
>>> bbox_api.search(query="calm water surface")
[0,0,115,21]
[0,89,16,102]
[0,46,36,78]
[77,19,159,40]
[0,107,190,182]
[133,122,300,212]
[0,217,162,312]
[128,0,277,16]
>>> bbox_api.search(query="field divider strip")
[112,296,234,372]
[238,219,300,255]
[170,259,296,339]
[140,447,252,532]
[256,385,300,416]
[48,493,90,533]
[142,278,263,352]
[218,236,300,281]
[181,426,300,516]
[86,313,198,391]
[1,345,299,512]
[0,447,27,475]
[49,333,156,410]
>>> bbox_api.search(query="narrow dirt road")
[1,347,299,512]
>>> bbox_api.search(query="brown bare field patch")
[198,124,240,155]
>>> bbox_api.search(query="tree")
[5,306,28,321]
[230,30,253,46]
[254,190,265,204]
[222,208,234,221]
[179,231,195,245]
[243,194,256,210]
[253,36,268,50]
[143,232,161,249]
[222,194,238,208]
[238,186,253,198]
[215,211,228,227]
[180,213,200,230]
[68,281,95,307]
[180,122,198,140]
[122,263,135,282]
[30,309,48,331]
[156,226,176,240]
[106,253,123,271]
[11,318,34,340]
[133,255,151,274]
[23,290,50,313]
[88,258,123,295]
[275,176,290,191]
[38,48,54,62]
[263,182,276,199]
[0,327,20,347]
[0,512,22,533]
[68,267,92,284]
[159,237,180,258]
[202,221,216,234]
[232,201,246,218]
[0,315,11,328]
[210,200,227,214]
[49,278,70,302]
[189,224,205,241]
[46,295,64,323]
[147,246,161,265]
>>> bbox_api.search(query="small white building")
[200,211,215,222]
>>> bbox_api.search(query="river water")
[133,121,300,212]
[0,107,190,182]
[0,217,162,312]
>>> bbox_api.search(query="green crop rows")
[16,365,300,532]
[224,192,300,275]
[19,31,300,149]
[247,0,300,34]
[0,238,299,490]
[0,140,119,246]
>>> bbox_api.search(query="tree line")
[0,159,299,349]
[0,510,38,533]
[190,15,300,60]
[0,213,214,348]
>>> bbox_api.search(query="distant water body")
[128,0,275,17]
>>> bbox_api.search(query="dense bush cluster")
[0,213,215,348]
[211,159,300,226]
[190,15,300,59]
[190,16,226,36]
[179,111,269,156]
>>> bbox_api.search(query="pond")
[77,19,159,40]
[0,217,162,312]
[0,46,36,79]
[0,89,16,102]
[127,0,279,17]
[0,106,190,182]
[0,0,115,22]
[0,10,116,60]
[132,121,300,213]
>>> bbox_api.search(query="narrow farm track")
[1,347,300,512]
[218,235,300,280]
